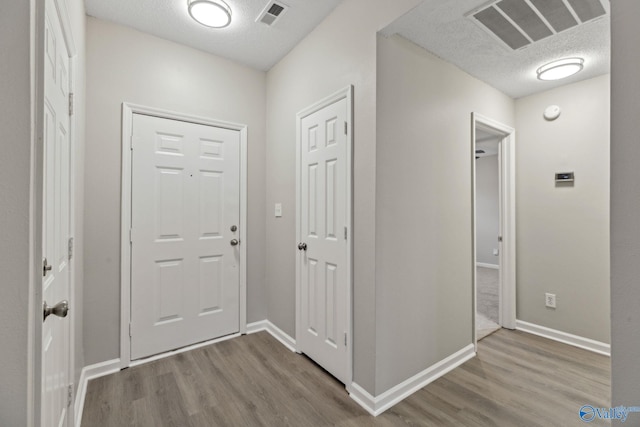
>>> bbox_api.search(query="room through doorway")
[472,113,516,346]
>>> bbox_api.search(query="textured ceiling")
[381,0,610,98]
[85,0,343,71]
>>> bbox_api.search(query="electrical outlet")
[545,293,556,308]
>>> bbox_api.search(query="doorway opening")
[472,113,516,349]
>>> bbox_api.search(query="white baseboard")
[74,358,121,427]
[349,344,476,416]
[246,320,297,352]
[516,320,610,356]
[476,262,499,270]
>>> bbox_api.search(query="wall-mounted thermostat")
[555,172,574,183]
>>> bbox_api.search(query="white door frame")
[33,0,78,425]
[472,112,516,350]
[295,86,353,389]
[120,103,248,368]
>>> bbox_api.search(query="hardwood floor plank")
[82,329,611,427]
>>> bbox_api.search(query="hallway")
[82,329,610,426]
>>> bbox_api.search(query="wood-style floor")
[81,329,611,427]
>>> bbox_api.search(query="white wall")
[264,0,420,394]
[84,18,267,365]
[611,0,640,406]
[0,1,32,425]
[476,155,500,266]
[375,35,515,393]
[515,75,610,343]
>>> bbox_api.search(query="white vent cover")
[257,1,288,26]
[468,0,609,50]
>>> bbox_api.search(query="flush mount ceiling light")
[188,0,232,28]
[536,58,584,81]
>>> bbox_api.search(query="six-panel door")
[42,0,72,424]
[130,114,240,360]
[298,98,349,384]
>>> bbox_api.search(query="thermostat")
[555,172,574,183]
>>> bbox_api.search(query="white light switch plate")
[275,203,282,217]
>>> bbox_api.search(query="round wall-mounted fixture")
[188,0,232,28]
[543,105,561,121]
[537,58,584,81]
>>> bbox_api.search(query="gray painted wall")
[84,18,267,365]
[476,155,500,266]
[611,0,640,406]
[375,35,515,393]
[0,1,32,425]
[264,0,420,394]
[515,75,610,343]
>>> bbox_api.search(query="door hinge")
[68,237,74,260]
[68,93,74,116]
[67,384,73,407]
[129,228,133,244]
[129,323,132,337]
[344,226,348,240]
[344,332,347,347]
[344,121,348,135]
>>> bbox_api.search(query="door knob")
[298,242,307,251]
[43,300,69,322]
[230,239,239,246]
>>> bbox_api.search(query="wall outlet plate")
[545,293,556,308]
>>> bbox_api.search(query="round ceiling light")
[188,0,232,28]
[536,58,584,81]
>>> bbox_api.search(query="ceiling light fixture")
[536,58,584,81]
[188,0,232,28]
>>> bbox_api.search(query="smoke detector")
[257,1,288,26]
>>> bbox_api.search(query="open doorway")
[472,113,516,349]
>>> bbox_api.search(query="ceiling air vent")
[257,1,288,26]
[467,0,608,50]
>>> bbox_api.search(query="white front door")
[297,95,350,384]
[130,114,241,360]
[42,0,72,424]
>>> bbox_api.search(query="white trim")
[295,85,354,385]
[349,344,476,416]
[476,262,499,270]
[516,320,611,356]
[119,103,248,368]
[472,113,517,355]
[246,320,297,352]
[73,359,121,427]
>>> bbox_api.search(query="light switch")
[275,203,282,218]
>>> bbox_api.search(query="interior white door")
[298,97,349,384]
[130,114,240,360]
[42,0,72,424]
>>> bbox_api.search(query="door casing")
[120,103,248,368]
[295,86,354,391]
[472,112,516,351]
